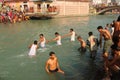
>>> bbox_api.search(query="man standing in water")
[77,36,86,52]
[62,28,76,41]
[28,40,39,57]
[38,34,46,48]
[47,32,62,45]
[113,15,120,47]
[87,32,98,59]
[45,52,64,74]
[97,26,113,76]
[97,26,112,58]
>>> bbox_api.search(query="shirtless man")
[77,36,86,52]
[109,44,120,69]
[39,34,46,48]
[97,26,113,77]
[113,15,120,47]
[45,52,64,74]
[97,26,113,58]
[104,44,120,79]
[114,15,120,32]
[48,32,62,45]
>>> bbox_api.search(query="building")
[53,0,89,16]
[4,0,90,17]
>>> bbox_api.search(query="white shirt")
[88,35,96,50]
[71,31,75,41]
[28,44,37,56]
[57,36,62,45]
[40,37,46,48]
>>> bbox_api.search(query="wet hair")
[112,36,120,45]
[97,26,103,30]
[110,23,114,27]
[106,24,109,26]
[55,32,59,35]
[49,51,55,56]
[111,44,120,51]
[70,28,73,31]
[88,32,93,36]
[39,34,43,36]
[117,15,120,21]
[77,36,82,39]
[34,40,38,45]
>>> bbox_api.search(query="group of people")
[28,15,120,79]
[27,27,99,74]
[28,28,76,74]
[0,4,30,24]
[28,28,76,57]
[97,16,120,80]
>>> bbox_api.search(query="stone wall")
[53,0,89,16]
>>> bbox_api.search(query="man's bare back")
[100,29,112,40]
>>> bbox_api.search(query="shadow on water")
[0,76,6,80]
[74,49,106,80]
[30,16,52,20]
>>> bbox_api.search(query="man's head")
[88,32,93,36]
[55,32,59,36]
[49,51,56,59]
[97,26,103,32]
[117,15,120,21]
[111,44,120,54]
[39,34,44,37]
[34,40,38,45]
[70,28,73,32]
[77,36,82,41]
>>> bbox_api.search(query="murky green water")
[0,15,119,80]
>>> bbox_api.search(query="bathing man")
[87,32,98,59]
[77,36,86,52]
[48,32,62,45]
[28,40,39,57]
[97,26,112,58]
[97,26,113,75]
[62,28,76,41]
[39,34,46,48]
[45,51,64,74]
[113,15,120,47]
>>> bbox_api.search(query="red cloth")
[0,0,3,2]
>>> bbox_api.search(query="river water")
[0,15,119,80]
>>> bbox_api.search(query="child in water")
[28,40,39,57]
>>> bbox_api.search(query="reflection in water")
[0,15,119,80]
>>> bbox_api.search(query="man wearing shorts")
[97,26,113,58]
[45,52,64,74]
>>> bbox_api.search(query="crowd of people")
[0,3,30,24]
[47,6,58,13]
[28,15,120,79]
